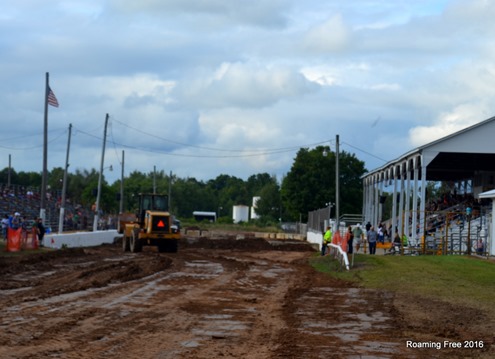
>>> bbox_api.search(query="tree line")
[0,146,367,224]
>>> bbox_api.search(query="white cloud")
[108,0,289,29]
[4,0,495,184]
[302,14,351,54]
[173,62,319,109]
[301,65,340,86]
[409,102,492,147]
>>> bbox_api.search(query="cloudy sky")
[2,0,495,185]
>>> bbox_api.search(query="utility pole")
[153,165,156,194]
[58,123,72,233]
[8,154,11,187]
[335,134,340,233]
[120,150,124,214]
[93,114,109,231]
[168,170,172,210]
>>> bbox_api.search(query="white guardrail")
[328,243,350,271]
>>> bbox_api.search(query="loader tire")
[122,234,130,252]
[169,240,178,253]
[158,240,177,253]
[130,229,142,253]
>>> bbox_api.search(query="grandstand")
[0,183,94,232]
[416,202,490,255]
[362,116,495,257]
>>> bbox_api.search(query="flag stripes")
[47,86,59,107]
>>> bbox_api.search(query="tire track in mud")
[271,267,420,359]
[0,247,304,358]
[1,240,474,358]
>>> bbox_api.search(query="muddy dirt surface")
[0,234,493,358]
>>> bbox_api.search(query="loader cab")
[137,193,169,223]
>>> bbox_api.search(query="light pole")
[325,202,334,228]
[322,136,339,230]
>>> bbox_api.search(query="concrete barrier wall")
[307,230,323,247]
[44,229,312,250]
[45,230,122,249]
[183,230,306,241]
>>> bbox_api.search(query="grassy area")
[310,253,495,315]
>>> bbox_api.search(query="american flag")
[47,86,59,107]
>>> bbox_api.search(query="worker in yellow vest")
[322,226,332,256]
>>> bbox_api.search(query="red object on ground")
[6,228,22,252]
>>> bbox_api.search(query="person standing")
[322,226,332,256]
[377,224,385,244]
[11,212,20,230]
[352,223,363,253]
[391,229,401,253]
[1,214,9,241]
[367,226,378,255]
[20,216,29,247]
[345,226,354,254]
[475,239,483,254]
[36,218,46,247]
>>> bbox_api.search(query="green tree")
[0,167,13,184]
[173,177,216,218]
[18,171,42,188]
[255,181,281,222]
[63,168,117,213]
[246,173,274,197]
[48,167,65,195]
[66,169,91,206]
[207,174,249,219]
[281,146,366,222]
[339,152,367,215]
[118,170,153,212]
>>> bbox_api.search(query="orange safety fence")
[6,228,39,252]
[331,231,347,253]
[327,231,350,271]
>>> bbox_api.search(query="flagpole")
[40,72,49,225]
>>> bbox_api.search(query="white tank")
[233,205,249,223]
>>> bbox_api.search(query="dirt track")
[0,234,493,358]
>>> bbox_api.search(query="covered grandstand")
[362,116,495,256]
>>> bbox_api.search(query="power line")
[72,123,331,159]
[108,117,123,167]
[110,118,329,154]
[341,141,388,162]
[0,128,67,151]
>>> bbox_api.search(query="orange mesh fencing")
[6,228,22,252]
[23,228,39,250]
[332,231,347,253]
[6,227,39,252]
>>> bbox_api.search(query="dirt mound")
[0,246,172,297]
[181,235,315,252]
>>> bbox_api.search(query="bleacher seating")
[0,183,86,232]
[420,201,491,255]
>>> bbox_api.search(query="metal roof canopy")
[364,115,495,181]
